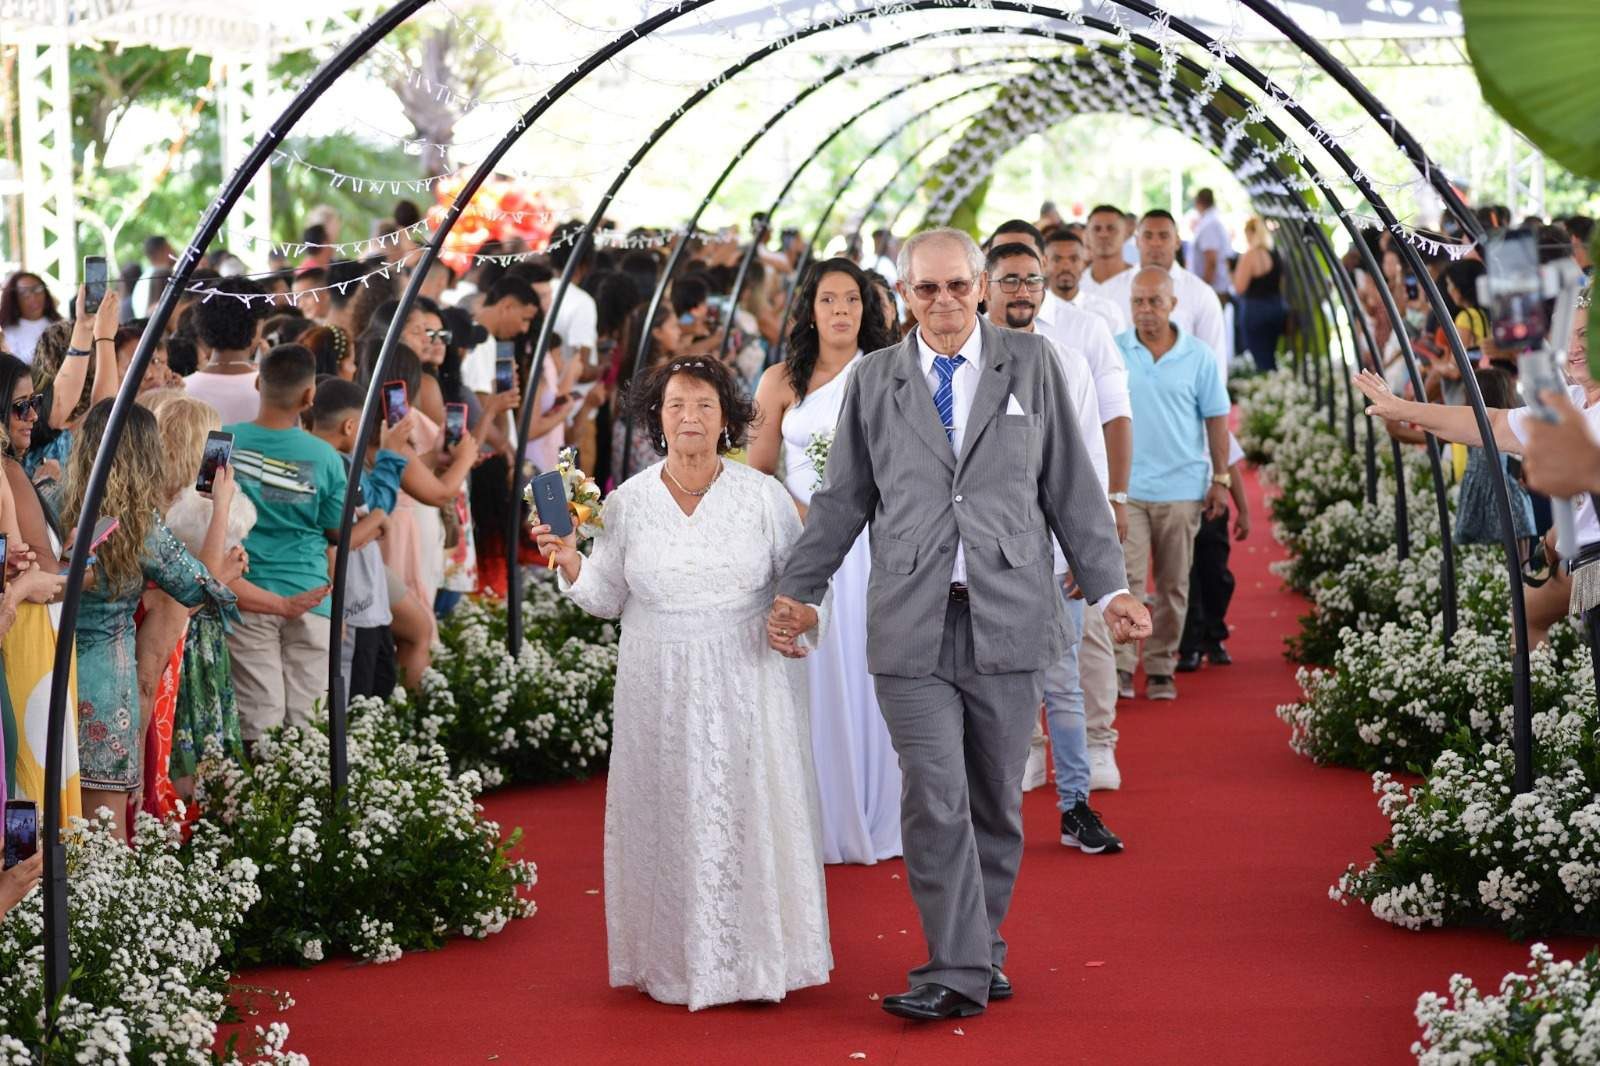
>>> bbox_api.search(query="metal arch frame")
[511,21,1146,652]
[951,0,1529,790]
[503,26,1067,654]
[910,9,1478,649]
[924,36,1432,557]
[597,25,1102,492]
[38,0,439,1018]
[701,54,1063,367]
[36,0,1514,1035]
[711,79,1004,368]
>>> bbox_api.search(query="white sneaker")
[1022,743,1048,791]
[1088,746,1121,791]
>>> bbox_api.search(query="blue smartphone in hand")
[530,470,573,538]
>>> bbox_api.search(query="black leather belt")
[949,583,969,602]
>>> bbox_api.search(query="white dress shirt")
[1037,331,1108,576]
[1096,262,1229,382]
[916,323,1129,613]
[1036,291,1131,424]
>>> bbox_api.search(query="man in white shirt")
[1079,204,1135,292]
[984,239,1125,854]
[547,222,603,467]
[1098,209,1229,382]
[1190,189,1234,298]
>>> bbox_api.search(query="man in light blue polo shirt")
[1114,268,1232,701]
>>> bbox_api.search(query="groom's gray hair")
[897,228,985,283]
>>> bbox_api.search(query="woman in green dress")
[152,393,254,793]
[55,399,243,839]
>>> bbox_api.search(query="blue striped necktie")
[932,354,965,446]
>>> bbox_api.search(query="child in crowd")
[223,344,346,744]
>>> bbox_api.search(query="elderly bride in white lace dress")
[534,357,832,1011]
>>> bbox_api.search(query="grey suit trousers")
[873,596,1045,1006]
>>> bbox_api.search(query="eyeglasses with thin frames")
[908,277,976,301]
[990,273,1046,294]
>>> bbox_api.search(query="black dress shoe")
[881,983,985,1020]
[1206,644,1233,666]
[1176,650,1203,673]
[989,967,1013,1000]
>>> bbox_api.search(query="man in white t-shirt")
[1098,209,1229,382]
[1079,203,1136,293]
[984,238,1125,854]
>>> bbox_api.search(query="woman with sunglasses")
[1,272,62,363]
[0,349,82,824]
[747,257,902,866]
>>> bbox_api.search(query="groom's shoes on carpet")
[988,966,1013,1000]
[882,983,986,1020]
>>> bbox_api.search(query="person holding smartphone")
[55,399,239,839]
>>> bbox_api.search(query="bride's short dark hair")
[629,356,756,456]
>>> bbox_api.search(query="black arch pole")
[326,0,725,785]
[35,0,434,1018]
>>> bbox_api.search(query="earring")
[721,427,731,449]
[657,433,668,450]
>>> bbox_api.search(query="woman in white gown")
[750,258,902,865]
[535,357,832,1011]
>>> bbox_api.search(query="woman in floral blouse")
[53,399,244,839]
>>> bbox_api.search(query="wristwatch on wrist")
[1107,491,1129,505]
[1212,473,1233,488]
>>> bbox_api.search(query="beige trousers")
[1115,499,1203,678]
[229,609,333,741]
[1078,606,1119,747]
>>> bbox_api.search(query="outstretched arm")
[1353,370,1521,453]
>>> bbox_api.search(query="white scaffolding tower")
[0,0,388,294]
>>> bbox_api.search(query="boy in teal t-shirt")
[222,343,347,742]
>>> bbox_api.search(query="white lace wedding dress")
[562,459,833,1010]
[780,357,903,865]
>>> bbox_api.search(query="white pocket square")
[1006,394,1026,416]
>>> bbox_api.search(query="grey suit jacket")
[778,317,1126,678]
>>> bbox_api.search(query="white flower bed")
[0,814,302,1064]
[1415,944,1600,1064]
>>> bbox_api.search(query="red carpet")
[234,468,1595,1064]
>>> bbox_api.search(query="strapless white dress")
[780,356,902,865]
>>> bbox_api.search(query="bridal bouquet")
[804,430,833,486]
[526,446,605,546]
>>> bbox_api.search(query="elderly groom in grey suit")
[768,228,1152,1021]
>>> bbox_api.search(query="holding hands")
[1103,592,1153,645]
[766,595,818,658]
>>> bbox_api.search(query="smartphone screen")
[4,800,37,869]
[1483,228,1547,351]
[382,380,409,428]
[444,402,467,446]
[195,430,234,494]
[83,256,107,314]
[494,358,515,394]
[0,532,8,593]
